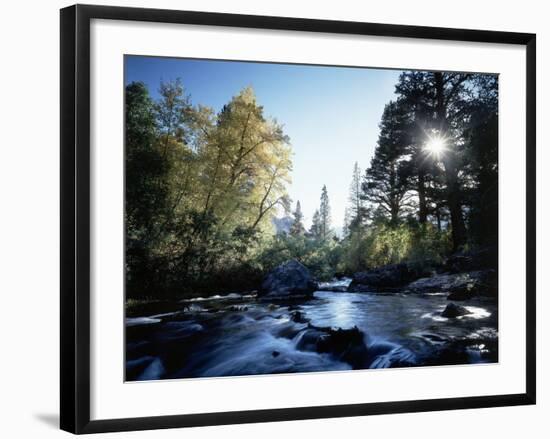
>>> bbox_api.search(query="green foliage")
[360,72,498,252]
[125,81,292,298]
[340,221,451,273]
[257,233,342,281]
[290,201,306,236]
[362,100,414,224]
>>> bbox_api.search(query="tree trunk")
[417,169,428,224]
[435,206,442,231]
[434,72,467,251]
[445,167,466,251]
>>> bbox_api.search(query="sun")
[424,135,447,159]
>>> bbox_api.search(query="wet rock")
[430,337,498,366]
[407,269,497,298]
[294,328,327,352]
[349,263,430,292]
[442,303,472,318]
[315,327,369,369]
[407,273,459,292]
[317,284,349,292]
[368,346,417,369]
[260,260,317,299]
[290,310,308,324]
[274,321,304,339]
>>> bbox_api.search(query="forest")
[125,70,498,301]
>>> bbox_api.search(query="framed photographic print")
[60,4,536,434]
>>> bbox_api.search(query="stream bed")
[126,280,498,381]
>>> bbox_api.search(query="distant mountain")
[272,216,293,235]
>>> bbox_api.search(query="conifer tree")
[319,185,332,239]
[309,209,321,239]
[362,101,413,224]
[290,200,306,236]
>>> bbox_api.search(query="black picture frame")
[60,4,536,434]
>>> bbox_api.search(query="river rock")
[441,303,472,318]
[294,328,327,351]
[317,284,348,292]
[348,263,430,292]
[407,269,497,298]
[290,310,309,324]
[316,327,369,369]
[259,260,317,299]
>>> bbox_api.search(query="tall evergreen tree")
[342,207,351,238]
[463,74,499,246]
[348,162,367,231]
[394,71,434,224]
[395,71,477,250]
[309,209,322,239]
[290,200,306,236]
[433,72,470,250]
[362,101,413,224]
[319,185,332,239]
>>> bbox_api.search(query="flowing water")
[126,280,498,381]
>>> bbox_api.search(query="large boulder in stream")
[348,263,430,292]
[259,260,317,299]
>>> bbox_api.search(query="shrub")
[340,221,451,273]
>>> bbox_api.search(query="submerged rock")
[260,260,317,299]
[441,303,473,318]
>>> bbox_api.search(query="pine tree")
[395,71,472,250]
[348,162,368,232]
[319,185,332,239]
[342,207,351,238]
[349,162,363,216]
[362,101,413,224]
[309,209,321,239]
[290,200,306,236]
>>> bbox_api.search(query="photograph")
[124,55,499,381]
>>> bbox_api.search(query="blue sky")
[125,56,402,229]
